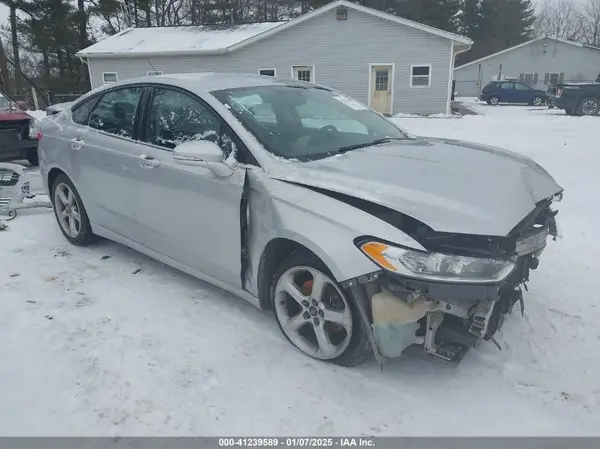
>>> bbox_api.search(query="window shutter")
[559,72,564,83]
[519,73,525,82]
[533,73,538,85]
[544,73,549,85]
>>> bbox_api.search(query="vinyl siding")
[454,38,600,97]
[87,8,453,114]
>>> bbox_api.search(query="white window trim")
[291,65,316,83]
[547,72,560,85]
[258,68,277,76]
[410,64,432,88]
[367,63,395,115]
[102,72,118,84]
[147,71,164,76]
[446,41,454,114]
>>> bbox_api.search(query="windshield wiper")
[336,137,405,154]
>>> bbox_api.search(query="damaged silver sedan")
[38,73,563,366]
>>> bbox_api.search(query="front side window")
[145,87,236,156]
[71,96,99,125]
[88,86,145,138]
[410,65,431,87]
[212,84,408,161]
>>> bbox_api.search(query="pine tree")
[460,0,535,64]
[393,0,461,33]
[458,0,480,38]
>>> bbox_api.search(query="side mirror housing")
[173,140,233,177]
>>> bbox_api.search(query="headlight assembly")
[358,241,516,284]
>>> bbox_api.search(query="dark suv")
[480,81,547,106]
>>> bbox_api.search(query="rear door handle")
[138,154,160,168]
[70,137,84,150]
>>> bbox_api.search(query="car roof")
[107,72,319,93]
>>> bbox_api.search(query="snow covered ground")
[1,102,599,436]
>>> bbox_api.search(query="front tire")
[487,96,500,106]
[270,251,372,367]
[51,174,98,246]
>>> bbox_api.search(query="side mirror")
[173,140,233,177]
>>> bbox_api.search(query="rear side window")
[89,86,145,138]
[71,97,98,125]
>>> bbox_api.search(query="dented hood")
[267,138,563,236]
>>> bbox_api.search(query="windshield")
[211,84,409,160]
[0,95,11,109]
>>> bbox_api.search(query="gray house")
[77,0,472,115]
[454,36,600,97]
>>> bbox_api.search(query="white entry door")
[370,65,393,115]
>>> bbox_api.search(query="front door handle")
[138,154,160,168]
[70,137,84,150]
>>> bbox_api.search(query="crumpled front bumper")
[343,225,552,365]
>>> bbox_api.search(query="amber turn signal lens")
[360,241,396,271]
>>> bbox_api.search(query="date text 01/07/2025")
[218,438,376,447]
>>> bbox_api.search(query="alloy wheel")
[54,183,81,238]
[274,266,353,360]
[581,99,599,116]
[490,97,499,105]
[533,97,543,106]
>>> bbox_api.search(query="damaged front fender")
[244,169,427,298]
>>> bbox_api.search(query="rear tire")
[577,97,600,116]
[270,251,372,367]
[51,174,98,246]
[532,96,544,106]
[487,96,500,106]
[26,147,39,166]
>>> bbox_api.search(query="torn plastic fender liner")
[371,289,442,358]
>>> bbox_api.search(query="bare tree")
[534,0,584,40]
[581,0,600,46]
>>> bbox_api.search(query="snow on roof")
[78,0,471,59]
[455,36,600,70]
[77,22,286,57]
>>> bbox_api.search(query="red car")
[0,93,39,166]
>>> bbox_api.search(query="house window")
[545,72,564,85]
[375,70,389,91]
[258,68,276,77]
[147,71,164,76]
[102,72,118,84]
[292,65,314,83]
[410,65,431,87]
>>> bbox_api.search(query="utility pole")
[9,2,23,95]
[0,38,15,95]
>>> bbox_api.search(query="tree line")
[0,0,598,103]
